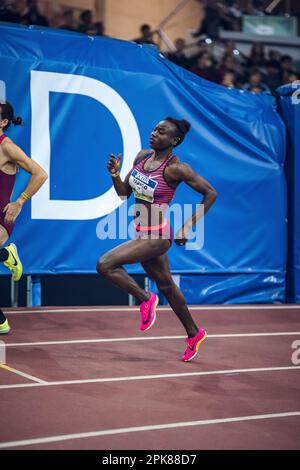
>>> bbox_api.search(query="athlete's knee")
[0,236,8,247]
[0,230,8,247]
[96,256,110,275]
[96,255,117,275]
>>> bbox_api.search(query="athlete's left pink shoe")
[182,328,207,362]
[140,292,159,331]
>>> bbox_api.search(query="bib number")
[130,169,158,203]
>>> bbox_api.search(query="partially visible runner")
[0,101,48,334]
[97,117,218,361]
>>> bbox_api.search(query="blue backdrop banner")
[0,24,287,302]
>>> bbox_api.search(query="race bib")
[129,169,158,203]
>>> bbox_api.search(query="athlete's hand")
[107,153,121,175]
[174,224,192,246]
[3,201,22,225]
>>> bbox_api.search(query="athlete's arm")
[107,150,148,199]
[2,140,48,225]
[167,162,218,245]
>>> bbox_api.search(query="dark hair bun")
[164,116,191,146]
[12,116,23,126]
[181,119,191,133]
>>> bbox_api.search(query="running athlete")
[0,101,48,334]
[97,117,218,361]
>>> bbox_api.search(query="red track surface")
[0,305,300,450]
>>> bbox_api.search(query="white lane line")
[4,305,300,314]
[0,364,47,384]
[0,411,299,449]
[0,365,299,390]
[6,335,184,347]
[5,332,300,348]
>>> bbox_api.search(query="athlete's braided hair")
[165,117,191,147]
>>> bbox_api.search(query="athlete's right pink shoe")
[182,328,207,362]
[140,292,159,331]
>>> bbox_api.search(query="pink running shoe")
[140,292,159,331]
[182,328,207,362]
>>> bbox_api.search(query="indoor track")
[0,305,300,450]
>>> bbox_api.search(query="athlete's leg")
[0,309,10,334]
[0,225,9,257]
[0,227,11,333]
[0,225,22,281]
[141,253,198,337]
[96,238,170,303]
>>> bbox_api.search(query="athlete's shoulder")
[138,149,153,158]
[166,158,194,180]
[166,156,187,172]
[1,136,15,156]
[168,154,181,165]
[1,138,30,164]
[133,149,152,165]
[1,135,13,146]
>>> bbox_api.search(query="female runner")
[97,117,217,361]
